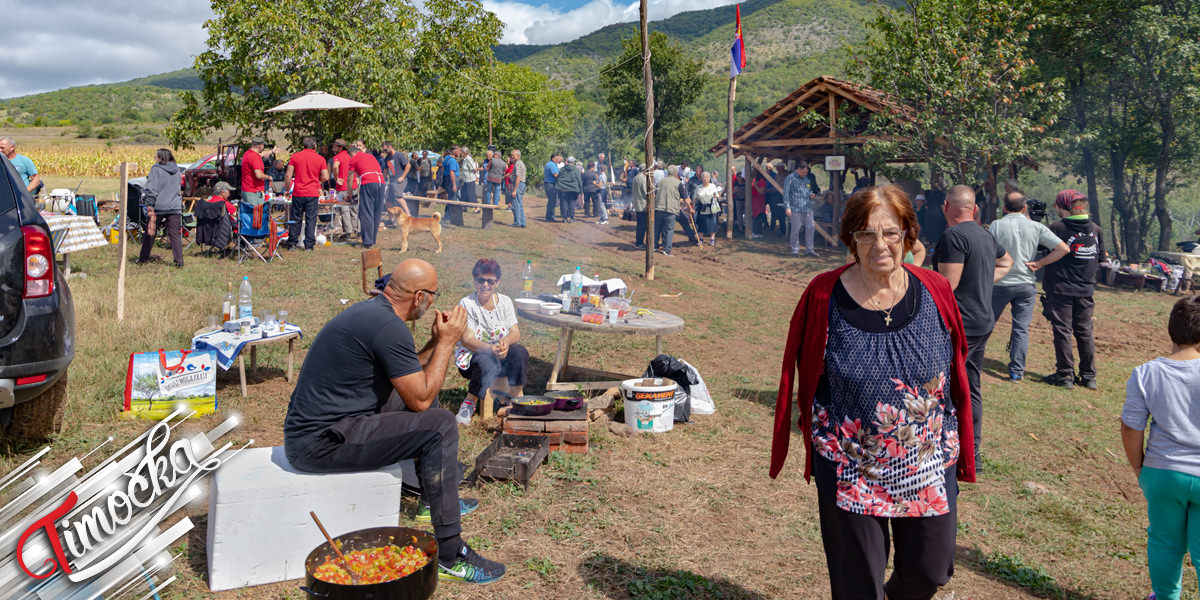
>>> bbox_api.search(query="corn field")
[22,144,204,178]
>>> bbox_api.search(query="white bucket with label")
[620,377,678,433]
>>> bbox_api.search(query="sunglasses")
[474,277,498,286]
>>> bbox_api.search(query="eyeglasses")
[474,277,498,286]
[418,288,441,301]
[852,229,906,244]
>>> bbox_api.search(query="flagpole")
[725,76,737,239]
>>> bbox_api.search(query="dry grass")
[2,187,1188,599]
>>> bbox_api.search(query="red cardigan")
[770,263,976,483]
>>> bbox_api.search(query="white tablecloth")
[40,213,109,254]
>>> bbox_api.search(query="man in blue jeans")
[543,153,561,222]
[508,150,527,227]
[989,191,1069,382]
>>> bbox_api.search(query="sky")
[0,0,739,99]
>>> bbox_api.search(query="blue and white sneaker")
[415,497,479,524]
[438,543,506,584]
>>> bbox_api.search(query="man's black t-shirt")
[386,152,409,183]
[581,170,599,194]
[284,295,423,444]
[1043,217,1106,297]
[932,221,1005,337]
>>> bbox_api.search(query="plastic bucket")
[620,378,677,433]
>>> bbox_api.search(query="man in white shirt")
[989,191,1069,382]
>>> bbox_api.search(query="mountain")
[0,69,200,127]
[500,0,879,120]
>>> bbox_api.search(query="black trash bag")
[643,354,697,423]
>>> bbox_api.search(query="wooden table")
[195,327,301,397]
[235,332,300,397]
[515,305,685,392]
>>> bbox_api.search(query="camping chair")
[237,202,283,264]
[362,248,383,296]
[195,198,235,258]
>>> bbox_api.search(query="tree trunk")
[1153,117,1174,251]
[640,0,656,280]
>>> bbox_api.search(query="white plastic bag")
[679,358,715,415]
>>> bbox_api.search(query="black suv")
[0,154,74,443]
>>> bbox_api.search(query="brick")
[562,432,588,445]
[545,420,588,433]
[557,443,589,454]
[546,432,564,446]
[504,420,544,433]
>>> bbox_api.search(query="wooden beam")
[744,99,824,145]
[733,84,824,145]
[743,151,754,239]
[747,156,785,195]
[828,94,837,138]
[741,136,879,148]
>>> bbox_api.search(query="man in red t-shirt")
[284,136,331,250]
[240,138,271,205]
[348,142,386,248]
[330,138,359,236]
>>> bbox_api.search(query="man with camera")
[989,191,1069,382]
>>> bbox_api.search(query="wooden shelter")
[710,76,914,242]
[710,76,909,162]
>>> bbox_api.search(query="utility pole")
[641,0,656,280]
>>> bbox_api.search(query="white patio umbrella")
[265,91,371,112]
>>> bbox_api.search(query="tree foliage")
[600,32,707,161]
[167,0,510,149]
[848,0,1064,206]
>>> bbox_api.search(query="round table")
[516,305,685,393]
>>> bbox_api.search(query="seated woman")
[454,259,529,425]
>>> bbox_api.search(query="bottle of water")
[238,276,253,319]
[571,266,582,298]
[521,260,534,298]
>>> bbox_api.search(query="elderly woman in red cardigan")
[771,184,975,600]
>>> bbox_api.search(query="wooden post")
[116,162,130,322]
[487,104,494,148]
[640,0,656,280]
[831,169,843,244]
[725,77,737,239]
[743,152,754,239]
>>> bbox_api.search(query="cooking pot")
[301,526,437,600]
[509,395,554,417]
[545,390,584,411]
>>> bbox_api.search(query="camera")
[1026,198,1047,222]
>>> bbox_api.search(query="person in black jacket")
[1039,189,1107,390]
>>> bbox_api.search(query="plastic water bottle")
[571,266,582,298]
[521,260,534,298]
[238,276,253,319]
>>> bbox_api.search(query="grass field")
[2,186,1191,599]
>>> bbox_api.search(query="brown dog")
[389,208,443,253]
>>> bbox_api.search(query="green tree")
[600,31,707,160]
[848,0,1064,217]
[167,0,503,149]
[132,373,161,409]
[429,61,578,184]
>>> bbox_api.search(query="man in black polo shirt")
[284,258,506,585]
[933,185,1013,467]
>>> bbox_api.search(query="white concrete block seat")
[206,446,421,591]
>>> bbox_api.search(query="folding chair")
[195,199,235,258]
[362,248,383,296]
[237,202,283,264]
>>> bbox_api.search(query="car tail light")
[15,374,47,386]
[22,225,54,299]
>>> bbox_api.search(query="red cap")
[1055,189,1085,211]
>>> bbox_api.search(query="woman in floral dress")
[770,185,975,599]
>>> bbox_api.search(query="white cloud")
[0,0,213,98]
[483,0,740,45]
[0,0,736,97]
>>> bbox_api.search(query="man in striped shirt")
[783,161,817,257]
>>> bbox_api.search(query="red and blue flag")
[730,4,746,78]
